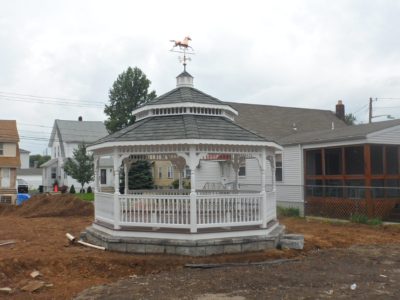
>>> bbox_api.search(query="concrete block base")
[82,224,288,256]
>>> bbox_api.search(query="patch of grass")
[367,218,383,226]
[74,193,94,202]
[350,214,382,226]
[277,206,300,217]
[350,213,368,224]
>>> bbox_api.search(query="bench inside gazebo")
[84,70,285,256]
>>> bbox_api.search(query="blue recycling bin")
[16,193,31,206]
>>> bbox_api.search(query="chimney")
[335,100,345,121]
[78,116,83,122]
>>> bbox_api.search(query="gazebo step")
[83,222,286,256]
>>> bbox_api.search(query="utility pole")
[369,97,373,124]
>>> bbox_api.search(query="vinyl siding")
[276,145,304,204]
[196,160,222,189]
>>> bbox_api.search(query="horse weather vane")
[170,36,194,71]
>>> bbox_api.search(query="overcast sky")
[1,0,400,154]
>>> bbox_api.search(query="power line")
[0,95,105,108]
[0,91,106,105]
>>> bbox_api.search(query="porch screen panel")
[371,179,385,199]
[306,150,322,175]
[385,179,400,198]
[325,148,342,175]
[371,145,383,175]
[345,180,365,199]
[345,146,364,175]
[386,146,399,174]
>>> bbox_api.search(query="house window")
[0,168,10,188]
[100,169,107,184]
[0,196,11,204]
[0,143,3,156]
[275,153,283,182]
[184,166,191,179]
[158,167,162,179]
[238,161,246,177]
[51,167,57,179]
[167,166,173,179]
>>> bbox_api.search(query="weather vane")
[170,36,194,71]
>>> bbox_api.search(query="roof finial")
[170,36,195,71]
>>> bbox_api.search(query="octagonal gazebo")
[85,71,284,255]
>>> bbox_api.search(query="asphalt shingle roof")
[146,87,229,106]
[279,119,400,145]
[93,115,267,145]
[228,102,348,142]
[49,120,108,146]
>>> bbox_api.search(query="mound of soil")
[0,194,93,218]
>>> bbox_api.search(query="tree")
[30,154,51,168]
[126,160,154,190]
[104,67,157,133]
[344,113,357,125]
[63,143,94,191]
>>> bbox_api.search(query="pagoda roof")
[145,86,229,107]
[92,114,269,146]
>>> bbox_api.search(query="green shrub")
[87,186,92,193]
[277,206,300,217]
[350,213,368,224]
[172,179,179,189]
[69,185,76,194]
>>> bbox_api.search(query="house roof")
[19,148,30,154]
[145,87,229,106]
[40,157,58,168]
[92,114,267,145]
[17,168,42,176]
[49,120,108,147]
[0,120,19,142]
[228,102,348,142]
[279,119,400,146]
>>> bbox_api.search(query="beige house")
[0,120,21,204]
[152,160,190,189]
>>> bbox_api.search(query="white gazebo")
[85,70,284,256]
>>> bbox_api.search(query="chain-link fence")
[304,185,400,221]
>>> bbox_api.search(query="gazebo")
[85,70,284,256]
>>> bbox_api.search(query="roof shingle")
[93,115,267,145]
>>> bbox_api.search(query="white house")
[231,102,400,219]
[16,148,42,190]
[41,117,108,192]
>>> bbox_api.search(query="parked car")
[17,178,29,193]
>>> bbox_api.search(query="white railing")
[95,192,115,224]
[95,191,271,230]
[196,193,262,228]
[119,194,191,228]
[129,189,190,195]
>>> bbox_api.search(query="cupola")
[176,71,194,88]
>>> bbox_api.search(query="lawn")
[74,193,94,201]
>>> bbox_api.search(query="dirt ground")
[1,195,400,299]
